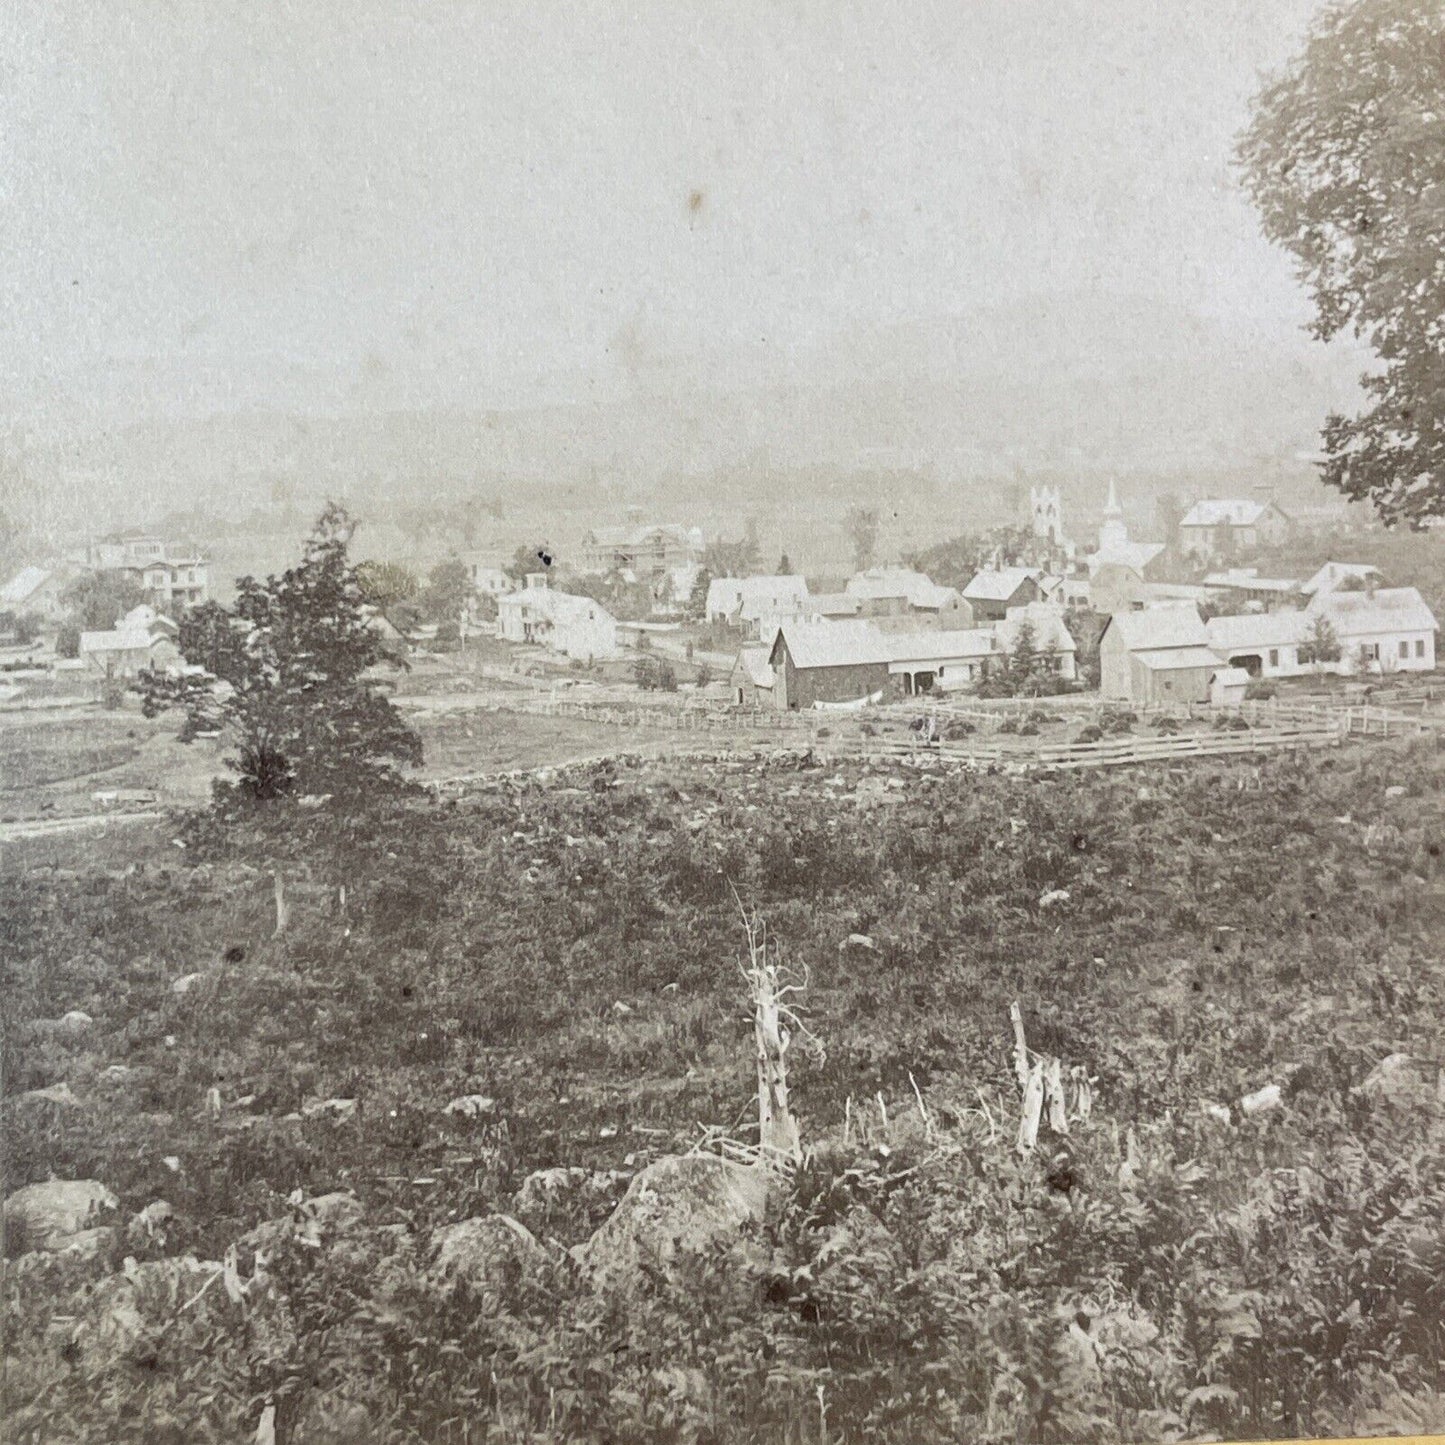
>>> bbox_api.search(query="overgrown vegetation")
[136,506,421,803]
[4,738,1445,1441]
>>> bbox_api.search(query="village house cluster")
[463,483,1435,710]
[3,490,1437,709]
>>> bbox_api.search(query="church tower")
[1030,485,1063,545]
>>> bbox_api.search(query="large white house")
[705,575,810,632]
[1307,586,1437,674]
[496,574,620,662]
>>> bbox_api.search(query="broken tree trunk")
[273,870,289,937]
[1010,1001,1031,1094]
[752,942,802,1168]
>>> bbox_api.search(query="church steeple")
[1099,479,1129,552]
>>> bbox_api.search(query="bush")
[1245,679,1278,700]
[1076,724,1104,743]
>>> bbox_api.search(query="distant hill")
[5,292,1366,542]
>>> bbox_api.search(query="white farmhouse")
[496,574,620,662]
[1204,611,1312,680]
[705,576,810,632]
[1306,586,1437,674]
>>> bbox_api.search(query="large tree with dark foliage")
[61,570,148,630]
[1238,0,1445,525]
[138,505,421,802]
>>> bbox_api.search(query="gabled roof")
[499,585,616,627]
[1086,541,1166,577]
[1180,499,1277,528]
[706,575,809,617]
[1300,562,1382,596]
[1205,611,1310,652]
[1211,666,1254,688]
[845,567,958,610]
[79,628,165,654]
[771,620,893,669]
[1,566,53,605]
[1103,606,1209,652]
[1203,570,1300,594]
[883,627,1000,665]
[732,644,775,689]
[962,566,1041,602]
[999,604,1077,654]
[804,591,862,617]
[1308,586,1437,635]
[1134,646,1224,671]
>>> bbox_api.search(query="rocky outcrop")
[430,1213,561,1295]
[573,1153,772,1291]
[4,1179,118,1254]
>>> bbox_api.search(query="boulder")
[5,1179,118,1253]
[430,1213,559,1294]
[16,1082,80,1108]
[55,1010,94,1036]
[243,1190,365,1254]
[574,1153,772,1291]
[443,1094,496,1119]
[171,972,206,996]
[1356,1052,1440,1108]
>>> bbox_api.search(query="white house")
[496,574,620,662]
[705,575,810,631]
[1178,499,1290,561]
[962,566,1044,621]
[998,604,1079,681]
[1300,562,1382,597]
[1,566,68,621]
[845,567,958,612]
[79,627,180,677]
[1205,610,1311,679]
[1307,586,1437,674]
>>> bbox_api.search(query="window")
[1417,639,1426,658]
[1268,649,1279,667]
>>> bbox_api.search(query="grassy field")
[4,730,1445,1442]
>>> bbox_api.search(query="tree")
[55,624,80,659]
[1299,613,1344,669]
[1238,0,1445,525]
[136,505,421,803]
[702,537,761,578]
[845,505,880,572]
[777,552,792,574]
[355,560,419,612]
[61,570,147,630]
[505,543,554,581]
[687,567,713,621]
[422,556,472,623]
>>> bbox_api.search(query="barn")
[768,621,891,710]
[1099,608,1220,706]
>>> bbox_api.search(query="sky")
[0,0,1342,442]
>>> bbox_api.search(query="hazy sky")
[2,0,1336,431]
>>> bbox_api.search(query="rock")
[131,1200,175,1241]
[1039,888,1072,909]
[243,1190,365,1254]
[612,1001,635,1017]
[4,1179,119,1252]
[55,1010,94,1035]
[444,1094,496,1119]
[301,1097,357,1120]
[1239,1084,1282,1117]
[513,1166,631,1221]
[16,1082,81,1108]
[171,972,206,996]
[76,1256,227,1358]
[56,1226,115,1260]
[1385,785,1406,798]
[431,1214,559,1293]
[574,1153,772,1290]
[1356,1052,1439,1107]
[98,1065,137,1086]
[840,933,878,953]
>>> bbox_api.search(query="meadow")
[3,736,1444,1442]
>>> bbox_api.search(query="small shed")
[1209,666,1251,707]
[729,644,774,706]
